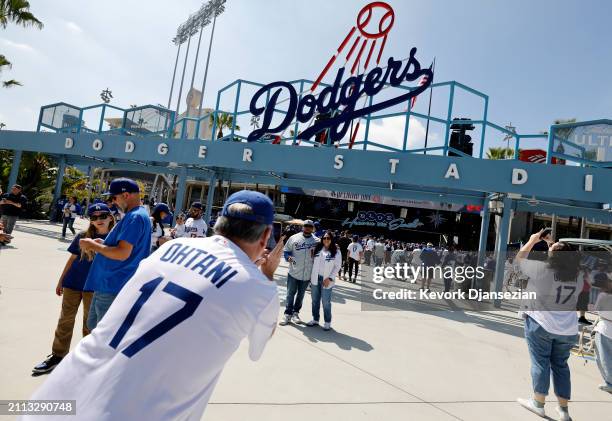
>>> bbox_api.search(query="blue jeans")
[595,332,612,387]
[87,292,117,330]
[284,274,309,316]
[524,316,577,400]
[311,276,333,323]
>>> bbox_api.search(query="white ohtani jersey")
[23,236,279,421]
[183,217,208,238]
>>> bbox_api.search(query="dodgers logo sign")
[247,2,434,144]
[342,211,425,231]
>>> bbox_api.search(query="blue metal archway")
[1,77,611,307]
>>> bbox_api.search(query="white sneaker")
[279,314,291,326]
[291,313,302,324]
[306,320,319,327]
[323,322,331,331]
[517,398,546,418]
[555,406,571,421]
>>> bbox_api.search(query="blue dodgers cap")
[104,178,140,195]
[153,203,171,214]
[87,203,111,216]
[190,201,203,209]
[221,191,274,225]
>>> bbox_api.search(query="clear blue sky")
[1,0,611,139]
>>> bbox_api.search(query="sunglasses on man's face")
[90,213,110,221]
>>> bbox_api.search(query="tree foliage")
[209,112,241,139]
[486,147,515,160]
[0,0,43,88]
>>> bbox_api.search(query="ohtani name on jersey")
[160,243,238,289]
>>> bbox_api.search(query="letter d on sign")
[511,168,528,185]
[125,141,135,153]
[65,137,74,149]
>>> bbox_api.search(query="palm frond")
[0,0,43,29]
[0,55,12,69]
[3,79,22,87]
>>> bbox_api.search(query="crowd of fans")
[1,177,610,419]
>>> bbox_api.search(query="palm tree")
[0,54,20,87]
[486,147,514,160]
[209,112,240,139]
[0,0,43,87]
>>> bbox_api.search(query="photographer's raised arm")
[516,230,545,261]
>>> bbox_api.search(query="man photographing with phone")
[22,190,283,421]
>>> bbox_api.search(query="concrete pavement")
[0,219,610,420]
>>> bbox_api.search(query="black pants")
[62,217,76,237]
[339,254,348,276]
[348,257,360,281]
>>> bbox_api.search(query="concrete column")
[579,217,587,239]
[173,168,188,222]
[493,195,513,308]
[551,214,558,241]
[579,217,587,251]
[204,172,217,226]
[50,155,66,220]
[477,196,491,267]
[7,150,23,190]
[199,182,205,202]
[85,166,93,208]
[151,174,159,201]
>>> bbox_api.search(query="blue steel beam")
[0,130,610,205]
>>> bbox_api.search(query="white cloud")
[1,38,36,52]
[366,116,439,151]
[65,21,83,34]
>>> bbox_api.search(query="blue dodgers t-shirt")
[63,233,108,291]
[84,206,152,295]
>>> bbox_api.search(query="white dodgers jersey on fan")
[184,217,208,238]
[22,236,279,421]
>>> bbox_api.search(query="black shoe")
[578,317,592,325]
[32,354,63,374]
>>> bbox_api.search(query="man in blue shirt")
[81,178,152,330]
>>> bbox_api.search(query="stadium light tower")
[187,3,213,117]
[174,15,201,117]
[198,0,227,117]
[166,1,227,118]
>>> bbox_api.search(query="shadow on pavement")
[14,224,66,240]
[290,323,375,352]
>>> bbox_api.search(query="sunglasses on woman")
[90,213,110,221]
[322,236,332,241]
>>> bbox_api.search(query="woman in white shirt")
[61,196,80,239]
[515,230,582,421]
[592,272,612,394]
[307,231,342,331]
